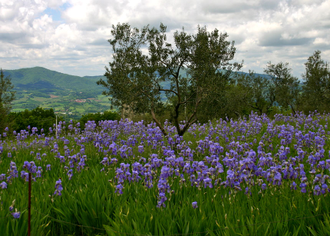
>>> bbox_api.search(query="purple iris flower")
[115,184,123,194]
[245,187,251,195]
[0,181,7,189]
[321,184,328,194]
[203,178,213,188]
[20,171,29,182]
[54,179,63,196]
[192,202,198,209]
[0,174,5,181]
[100,157,109,166]
[138,145,144,153]
[314,185,321,195]
[23,161,31,171]
[67,169,73,180]
[273,172,282,185]
[12,212,20,219]
[157,192,167,208]
[300,183,307,193]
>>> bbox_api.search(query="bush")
[79,110,120,129]
[8,106,58,134]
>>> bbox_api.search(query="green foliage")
[235,71,274,115]
[8,106,57,134]
[222,82,253,119]
[299,50,330,113]
[0,68,16,133]
[0,69,16,113]
[79,110,121,129]
[97,23,242,136]
[264,62,301,114]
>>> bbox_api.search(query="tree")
[299,50,330,113]
[264,62,300,114]
[236,71,274,115]
[222,80,252,119]
[0,69,16,132]
[0,69,15,113]
[97,23,242,136]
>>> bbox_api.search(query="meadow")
[1,111,330,235]
[12,92,110,120]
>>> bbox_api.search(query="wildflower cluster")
[0,111,330,217]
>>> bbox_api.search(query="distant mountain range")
[3,66,271,119]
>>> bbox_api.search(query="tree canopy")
[263,62,300,114]
[235,71,273,115]
[0,69,15,114]
[97,23,242,136]
[299,50,330,113]
[0,69,16,133]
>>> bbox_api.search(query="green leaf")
[103,224,117,236]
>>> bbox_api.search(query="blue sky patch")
[42,3,71,22]
[43,8,62,21]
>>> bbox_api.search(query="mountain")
[4,66,105,94]
[3,67,110,119]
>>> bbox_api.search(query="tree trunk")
[151,107,168,136]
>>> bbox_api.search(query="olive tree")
[235,71,275,115]
[264,62,300,114]
[97,23,242,136]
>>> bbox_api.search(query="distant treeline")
[1,48,329,135]
[119,50,330,125]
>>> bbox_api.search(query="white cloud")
[0,0,329,77]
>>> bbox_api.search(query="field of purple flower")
[1,112,330,235]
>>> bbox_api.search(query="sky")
[0,0,329,78]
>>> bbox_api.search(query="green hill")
[3,67,110,119]
[5,66,104,94]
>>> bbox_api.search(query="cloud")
[259,30,313,47]
[88,38,109,46]
[0,0,329,77]
[201,0,258,14]
[0,32,29,42]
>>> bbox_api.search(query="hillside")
[3,67,110,119]
[4,66,105,94]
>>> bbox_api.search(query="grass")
[1,113,330,235]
